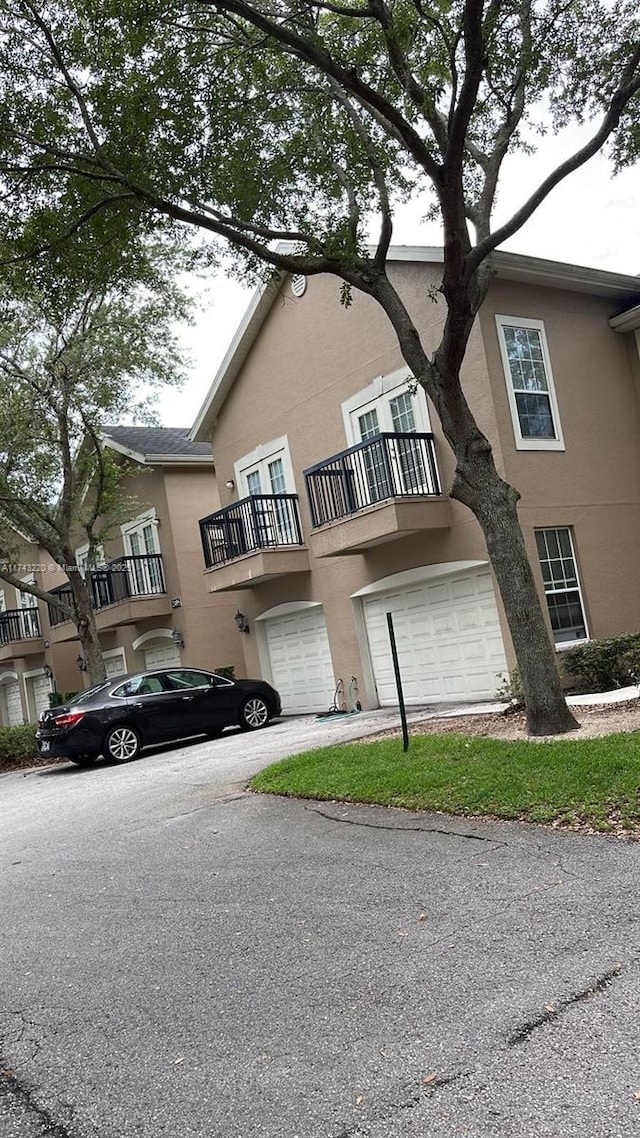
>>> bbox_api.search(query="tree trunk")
[455,457,579,735]
[66,567,107,686]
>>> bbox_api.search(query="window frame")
[341,369,432,447]
[535,526,589,649]
[234,436,295,499]
[495,315,565,451]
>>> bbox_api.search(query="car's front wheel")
[104,724,141,763]
[239,696,270,731]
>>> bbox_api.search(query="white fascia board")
[101,437,146,464]
[190,274,284,443]
[385,246,639,298]
[102,437,213,467]
[609,303,640,333]
[142,454,214,466]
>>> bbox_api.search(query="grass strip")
[249,731,640,834]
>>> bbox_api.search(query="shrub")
[0,724,39,767]
[562,634,640,693]
[495,667,524,708]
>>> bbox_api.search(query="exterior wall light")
[234,611,250,634]
[225,479,235,489]
[171,629,185,648]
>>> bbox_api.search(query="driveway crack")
[507,964,625,1046]
[306,805,507,845]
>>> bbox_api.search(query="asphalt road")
[1,711,639,1138]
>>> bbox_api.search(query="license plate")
[40,741,51,753]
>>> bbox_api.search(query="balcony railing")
[0,608,41,643]
[199,494,303,569]
[47,555,166,626]
[304,432,442,527]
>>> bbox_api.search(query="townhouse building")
[191,248,640,716]
[0,428,245,725]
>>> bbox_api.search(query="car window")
[164,669,212,690]
[69,682,110,705]
[112,675,165,698]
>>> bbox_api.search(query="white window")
[120,511,164,595]
[235,438,297,546]
[535,527,588,646]
[496,316,564,450]
[75,542,106,577]
[342,372,436,502]
[18,579,40,638]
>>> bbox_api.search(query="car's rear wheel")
[104,724,141,763]
[239,696,270,731]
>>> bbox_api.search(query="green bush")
[495,666,524,708]
[0,724,39,767]
[562,634,640,693]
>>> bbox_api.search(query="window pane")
[389,391,417,433]
[514,392,555,439]
[268,457,286,495]
[358,409,380,440]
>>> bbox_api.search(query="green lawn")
[249,731,640,835]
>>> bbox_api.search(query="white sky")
[156,126,640,427]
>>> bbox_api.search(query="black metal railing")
[47,555,166,626]
[304,432,442,527]
[0,608,41,643]
[199,494,303,568]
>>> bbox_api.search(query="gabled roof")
[189,246,640,442]
[102,426,213,466]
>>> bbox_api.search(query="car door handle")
[180,695,194,701]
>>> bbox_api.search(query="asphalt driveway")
[1,710,639,1137]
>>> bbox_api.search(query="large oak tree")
[0,0,639,730]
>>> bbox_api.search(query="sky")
[156,125,640,428]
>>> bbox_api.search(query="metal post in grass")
[386,611,409,752]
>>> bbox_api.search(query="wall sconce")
[171,628,185,648]
[76,654,87,672]
[234,610,250,635]
[225,478,235,490]
[43,664,54,681]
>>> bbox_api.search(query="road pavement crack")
[332,1070,472,1136]
[0,1056,78,1138]
[507,964,624,1046]
[306,805,507,845]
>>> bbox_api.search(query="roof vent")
[291,274,307,298]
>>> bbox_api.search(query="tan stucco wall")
[206,262,640,706]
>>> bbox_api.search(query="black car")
[36,667,281,766]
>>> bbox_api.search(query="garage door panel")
[364,569,507,705]
[265,609,334,715]
[5,681,23,726]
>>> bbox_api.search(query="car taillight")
[52,711,86,729]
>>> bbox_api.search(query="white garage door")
[264,608,335,714]
[364,568,507,705]
[143,642,182,670]
[5,681,23,726]
[105,654,127,679]
[27,674,52,722]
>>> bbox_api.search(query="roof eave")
[190,273,284,442]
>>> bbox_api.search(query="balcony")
[304,432,450,557]
[0,608,43,659]
[47,555,172,639]
[199,494,309,591]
